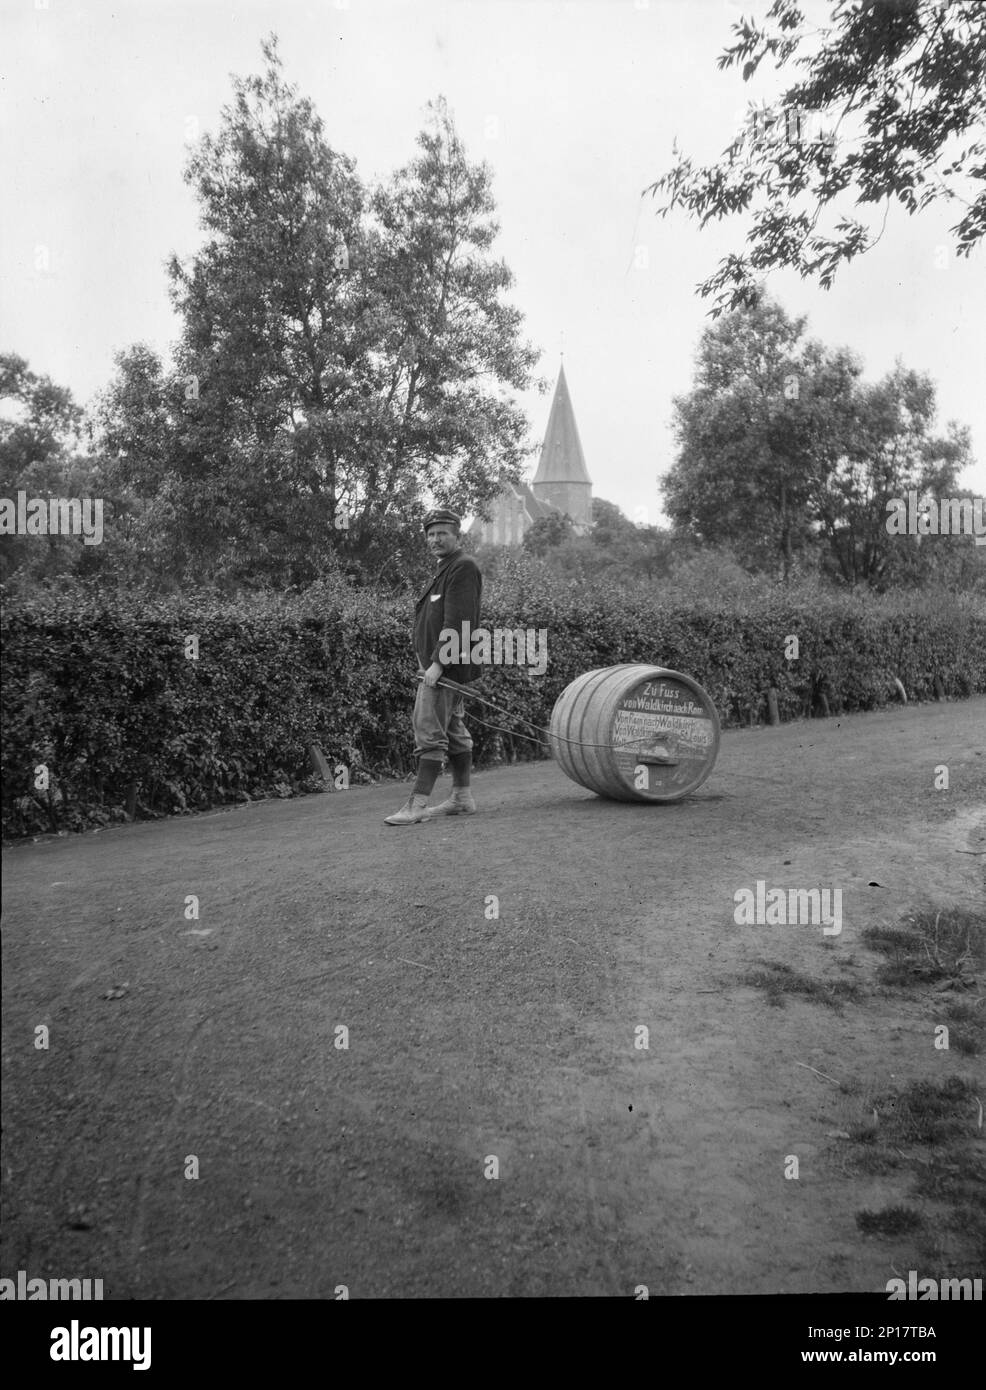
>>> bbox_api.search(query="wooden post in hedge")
[125,782,138,821]
[767,688,780,726]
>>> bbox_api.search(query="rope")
[411,673,676,755]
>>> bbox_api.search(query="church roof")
[467,478,561,535]
[517,480,560,520]
[532,363,592,488]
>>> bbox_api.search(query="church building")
[470,362,593,546]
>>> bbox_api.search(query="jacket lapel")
[416,550,459,604]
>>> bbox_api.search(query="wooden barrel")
[549,664,720,803]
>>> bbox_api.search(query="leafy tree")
[144,37,538,590]
[590,497,643,546]
[367,97,539,559]
[1,354,85,585]
[1,351,232,594]
[814,364,972,588]
[93,344,174,496]
[664,298,973,589]
[522,511,575,556]
[646,0,986,312]
[0,353,81,478]
[663,298,860,580]
[163,36,377,588]
[83,344,226,591]
[512,497,685,587]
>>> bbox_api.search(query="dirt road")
[2,698,984,1298]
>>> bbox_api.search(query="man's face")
[426,524,460,559]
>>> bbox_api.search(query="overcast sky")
[3,0,984,524]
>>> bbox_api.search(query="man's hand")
[423,661,444,688]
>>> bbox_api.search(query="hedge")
[2,575,984,838]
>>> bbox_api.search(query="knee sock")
[449,751,472,789]
[412,756,443,798]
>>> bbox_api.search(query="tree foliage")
[664,299,861,579]
[590,496,644,545]
[0,353,100,586]
[522,511,575,556]
[664,297,975,588]
[0,353,81,474]
[646,0,986,312]
[502,496,686,586]
[91,36,538,591]
[814,363,973,588]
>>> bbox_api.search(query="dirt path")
[2,699,984,1298]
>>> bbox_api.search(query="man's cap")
[422,508,461,532]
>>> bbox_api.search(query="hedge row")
[2,578,984,838]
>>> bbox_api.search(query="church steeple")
[531,363,592,530]
[467,358,594,545]
[532,362,592,488]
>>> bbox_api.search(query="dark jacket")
[413,549,483,684]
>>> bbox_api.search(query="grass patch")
[945,1028,982,1057]
[845,1117,880,1144]
[937,998,985,1057]
[911,1146,986,1267]
[862,909,986,989]
[866,1076,980,1146]
[739,960,861,1009]
[836,1074,986,1267]
[945,1207,986,1267]
[856,1205,923,1236]
[912,1148,986,1205]
[830,907,985,1267]
[851,1148,902,1174]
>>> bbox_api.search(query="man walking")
[384,509,483,826]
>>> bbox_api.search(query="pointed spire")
[532,363,592,487]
